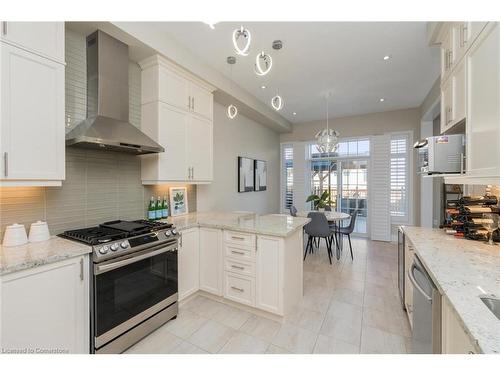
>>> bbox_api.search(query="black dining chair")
[337,210,358,260]
[289,205,298,217]
[303,212,334,264]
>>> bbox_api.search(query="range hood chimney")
[66,30,164,154]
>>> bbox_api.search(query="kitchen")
[1,1,499,372]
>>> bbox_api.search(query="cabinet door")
[0,256,89,353]
[189,83,213,120]
[467,22,488,47]
[255,236,282,314]
[441,297,476,353]
[178,228,200,301]
[440,77,453,134]
[0,22,64,62]
[452,58,467,126]
[441,28,453,81]
[186,115,213,181]
[467,22,500,177]
[158,66,190,111]
[1,42,65,181]
[156,103,189,181]
[199,228,222,296]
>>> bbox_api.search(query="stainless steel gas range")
[60,219,179,354]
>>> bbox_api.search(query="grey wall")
[196,102,281,214]
[0,27,196,237]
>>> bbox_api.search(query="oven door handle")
[95,245,176,275]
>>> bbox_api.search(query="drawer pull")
[231,286,244,292]
[231,236,245,240]
[231,250,245,255]
[231,265,245,270]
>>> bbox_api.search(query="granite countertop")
[402,226,500,354]
[162,212,310,237]
[0,236,91,276]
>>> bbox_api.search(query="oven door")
[93,243,178,349]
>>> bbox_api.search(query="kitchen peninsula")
[164,212,310,316]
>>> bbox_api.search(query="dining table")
[296,210,351,260]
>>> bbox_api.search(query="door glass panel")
[311,159,338,210]
[339,160,368,234]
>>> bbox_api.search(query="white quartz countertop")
[402,226,500,354]
[163,212,310,237]
[0,236,91,276]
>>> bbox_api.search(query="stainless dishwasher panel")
[409,256,442,354]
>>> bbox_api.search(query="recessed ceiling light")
[292,112,297,116]
[379,98,385,102]
[261,85,267,89]
[383,55,391,61]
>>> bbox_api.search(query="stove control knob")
[99,246,109,255]
[110,243,119,251]
[120,241,129,249]
[172,229,178,235]
[165,230,172,237]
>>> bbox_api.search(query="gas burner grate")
[59,227,127,245]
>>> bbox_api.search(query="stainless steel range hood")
[66,30,164,154]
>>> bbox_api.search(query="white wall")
[196,102,280,214]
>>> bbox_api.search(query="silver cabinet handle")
[188,96,191,110]
[2,22,7,36]
[231,265,245,270]
[180,232,183,247]
[231,250,245,255]
[3,152,8,177]
[462,24,468,46]
[191,97,194,111]
[192,166,194,179]
[80,258,84,281]
[231,286,244,292]
[231,236,245,241]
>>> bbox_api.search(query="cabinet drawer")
[224,231,256,247]
[224,258,254,277]
[224,272,255,307]
[224,243,255,263]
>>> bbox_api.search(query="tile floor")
[125,237,411,354]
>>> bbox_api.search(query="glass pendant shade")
[271,95,283,111]
[254,51,272,76]
[315,129,339,154]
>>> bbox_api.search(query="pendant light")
[232,26,252,56]
[254,51,273,76]
[315,93,339,154]
[271,90,283,111]
[226,56,238,120]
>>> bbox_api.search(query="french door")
[311,158,369,235]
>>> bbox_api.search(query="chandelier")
[315,93,339,154]
[232,26,252,56]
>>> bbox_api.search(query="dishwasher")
[409,255,442,353]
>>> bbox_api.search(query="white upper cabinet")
[467,22,500,177]
[441,57,466,133]
[186,115,213,182]
[0,22,64,63]
[139,55,215,184]
[1,35,65,186]
[441,28,454,82]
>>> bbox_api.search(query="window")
[282,144,294,211]
[308,138,370,159]
[390,134,410,221]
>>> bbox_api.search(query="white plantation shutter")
[282,145,294,211]
[390,134,409,222]
[371,135,391,241]
[292,142,308,211]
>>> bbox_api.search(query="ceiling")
[149,22,440,123]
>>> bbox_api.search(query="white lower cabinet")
[0,255,89,353]
[441,296,477,353]
[178,227,200,301]
[255,236,282,314]
[224,272,255,306]
[199,227,223,296]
